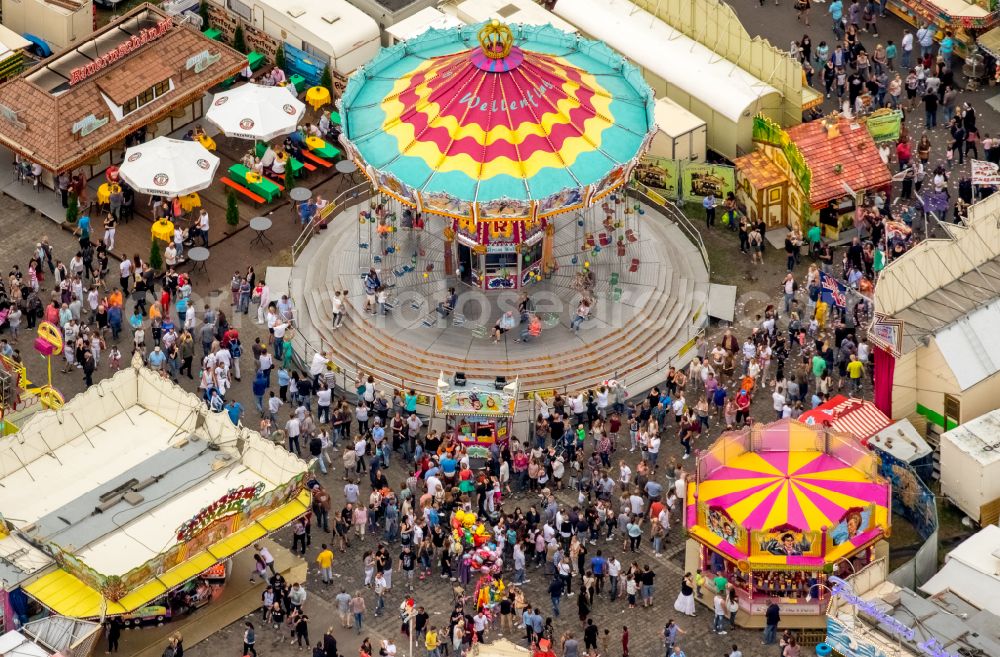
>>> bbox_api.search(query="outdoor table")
[196,133,216,151]
[305,136,340,160]
[247,51,266,72]
[254,143,305,176]
[249,216,273,249]
[289,187,312,203]
[335,159,360,185]
[188,246,210,275]
[288,74,307,93]
[151,219,175,243]
[96,183,112,205]
[179,193,201,213]
[228,164,281,202]
[306,86,331,111]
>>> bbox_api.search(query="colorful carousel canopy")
[688,420,891,566]
[339,20,655,220]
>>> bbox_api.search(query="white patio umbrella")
[205,83,305,142]
[118,137,220,196]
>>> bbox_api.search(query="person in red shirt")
[621,626,629,657]
[896,138,911,171]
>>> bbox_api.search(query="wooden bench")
[221,177,265,204]
[262,174,285,191]
[300,150,332,168]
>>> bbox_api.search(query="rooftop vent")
[497,4,519,18]
[286,6,305,18]
[322,12,340,24]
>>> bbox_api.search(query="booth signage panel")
[69,19,173,85]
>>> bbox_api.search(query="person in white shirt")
[331,291,344,329]
[596,387,609,417]
[164,243,177,268]
[196,210,210,247]
[256,283,271,325]
[119,258,132,289]
[285,413,301,453]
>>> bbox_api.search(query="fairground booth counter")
[889,0,997,60]
[338,20,655,291]
[685,420,891,628]
[0,367,309,630]
[436,377,519,450]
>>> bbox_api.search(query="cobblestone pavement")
[0,200,801,657]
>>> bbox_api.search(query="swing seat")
[625,229,637,243]
[609,286,622,302]
[609,272,620,286]
[616,244,626,257]
[598,232,611,246]
[392,267,406,277]
[410,299,423,310]
[421,313,439,327]
[629,258,640,273]
[452,313,466,326]
[373,255,382,263]
[469,323,488,338]
[359,243,369,249]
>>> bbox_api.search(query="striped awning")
[798,395,891,442]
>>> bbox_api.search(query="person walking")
[242,622,256,657]
[350,591,367,634]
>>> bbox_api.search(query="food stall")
[435,378,518,449]
[686,420,891,627]
[0,368,310,625]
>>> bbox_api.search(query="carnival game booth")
[338,20,655,291]
[0,367,310,622]
[685,420,892,628]
[436,377,518,450]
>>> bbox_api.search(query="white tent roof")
[0,367,308,576]
[252,0,380,73]
[867,419,932,463]
[920,526,1000,615]
[941,410,1000,468]
[386,7,464,42]
[453,0,576,32]
[0,632,50,657]
[0,25,30,58]
[552,0,778,123]
[654,96,705,140]
[934,297,1000,390]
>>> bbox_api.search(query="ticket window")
[485,252,517,276]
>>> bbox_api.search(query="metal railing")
[289,184,712,408]
[290,182,372,261]
[628,182,712,282]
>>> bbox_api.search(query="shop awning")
[980,27,1000,58]
[24,490,310,618]
[802,85,824,111]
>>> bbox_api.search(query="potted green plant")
[149,239,163,271]
[225,188,240,230]
[66,193,78,224]
[233,24,248,55]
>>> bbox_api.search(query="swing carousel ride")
[338,20,656,291]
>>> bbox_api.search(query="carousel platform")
[290,200,709,405]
